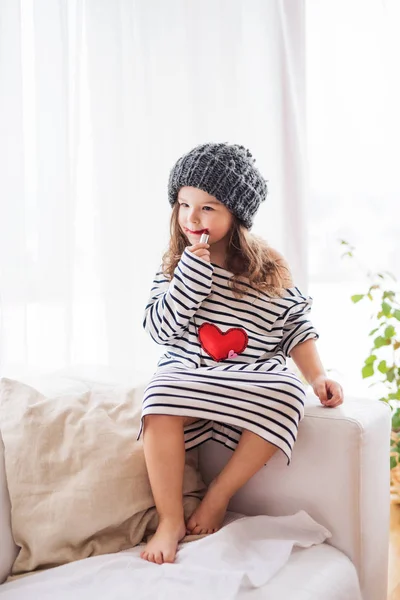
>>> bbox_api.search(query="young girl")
[138,142,343,565]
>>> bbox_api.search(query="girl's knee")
[143,413,186,433]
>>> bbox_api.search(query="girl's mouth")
[186,228,208,235]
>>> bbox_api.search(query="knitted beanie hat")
[167,142,268,229]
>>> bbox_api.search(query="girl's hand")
[311,375,344,408]
[187,242,210,263]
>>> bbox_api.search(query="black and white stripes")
[139,249,319,465]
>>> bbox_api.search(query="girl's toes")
[186,521,196,534]
[185,523,216,536]
[192,524,203,535]
[186,518,196,532]
[154,552,163,565]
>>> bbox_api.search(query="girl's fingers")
[188,243,210,251]
[323,397,343,407]
[187,244,210,261]
[193,250,210,260]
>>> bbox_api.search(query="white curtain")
[0,0,308,385]
[306,0,400,398]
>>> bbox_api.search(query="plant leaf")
[385,325,396,338]
[392,410,400,430]
[374,336,388,348]
[388,369,396,383]
[362,364,374,378]
[351,294,365,303]
[365,355,377,364]
[378,360,388,373]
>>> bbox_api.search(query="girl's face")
[177,186,234,245]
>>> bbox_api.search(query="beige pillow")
[0,378,206,577]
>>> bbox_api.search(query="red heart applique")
[198,323,248,362]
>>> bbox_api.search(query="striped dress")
[137,247,319,465]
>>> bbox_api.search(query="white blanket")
[0,511,333,599]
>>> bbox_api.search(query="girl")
[138,142,343,565]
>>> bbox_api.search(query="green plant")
[340,240,400,470]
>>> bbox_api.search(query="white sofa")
[0,379,391,600]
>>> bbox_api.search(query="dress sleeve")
[279,287,320,358]
[143,247,213,345]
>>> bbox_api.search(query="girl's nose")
[188,210,201,221]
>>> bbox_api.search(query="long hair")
[161,203,292,299]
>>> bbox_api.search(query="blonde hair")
[161,202,293,299]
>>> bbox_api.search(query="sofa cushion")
[0,377,206,577]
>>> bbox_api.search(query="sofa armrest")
[198,394,391,600]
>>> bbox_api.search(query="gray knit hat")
[167,142,268,229]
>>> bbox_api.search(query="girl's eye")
[179,203,213,211]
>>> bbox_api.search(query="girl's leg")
[186,429,279,535]
[140,414,198,564]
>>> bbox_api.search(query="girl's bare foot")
[140,517,186,564]
[186,480,230,535]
